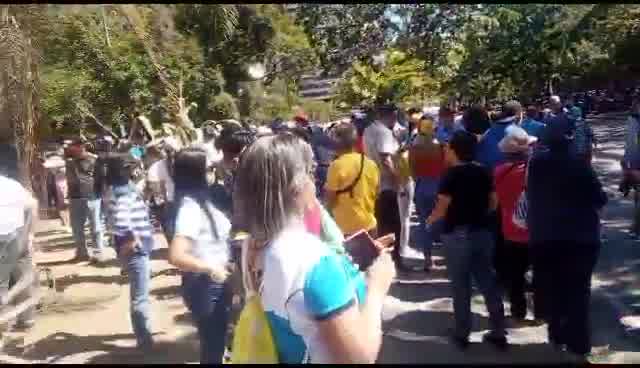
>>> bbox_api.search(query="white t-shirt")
[147,159,175,201]
[261,224,367,364]
[0,176,31,237]
[363,121,399,192]
[174,196,231,269]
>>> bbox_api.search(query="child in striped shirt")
[105,153,155,351]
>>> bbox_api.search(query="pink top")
[304,202,322,236]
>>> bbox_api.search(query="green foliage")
[28,3,640,142]
[209,92,239,120]
[336,49,438,106]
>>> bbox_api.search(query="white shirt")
[261,224,367,364]
[0,176,31,237]
[363,121,399,192]
[147,159,175,201]
[174,197,231,269]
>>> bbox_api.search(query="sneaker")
[89,254,109,265]
[483,332,508,351]
[223,348,232,364]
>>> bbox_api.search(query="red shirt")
[409,146,445,179]
[494,162,529,244]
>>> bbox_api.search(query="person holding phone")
[105,153,155,351]
[426,130,507,351]
[235,133,395,364]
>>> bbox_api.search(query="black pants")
[532,241,600,355]
[491,210,508,285]
[375,190,401,261]
[503,241,532,319]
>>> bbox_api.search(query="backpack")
[231,239,279,364]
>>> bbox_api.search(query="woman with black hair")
[168,147,233,364]
[105,152,155,351]
[462,104,491,136]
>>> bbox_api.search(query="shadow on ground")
[20,331,199,364]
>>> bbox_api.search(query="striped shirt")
[107,184,154,239]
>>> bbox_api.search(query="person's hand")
[208,265,230,283]
[375,233,395,250]
[366,250,396,296]
[119,238,140,259]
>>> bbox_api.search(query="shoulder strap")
[335,153,366,198]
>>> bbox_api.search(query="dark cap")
[375,103,398,113]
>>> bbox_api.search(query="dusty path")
[2,112,640,364]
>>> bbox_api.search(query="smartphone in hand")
[344,231,395,271]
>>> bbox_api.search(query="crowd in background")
[0,90,625,363]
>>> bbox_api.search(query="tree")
[296,4,396,75]
[336,49,437,107]
[0,5,47,188]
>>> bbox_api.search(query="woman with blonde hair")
[410,115,446,272]
[234,133,395,364]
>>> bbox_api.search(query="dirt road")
[3,112,640,363]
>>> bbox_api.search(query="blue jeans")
[115,236,154,347]
[315,164,329,199]
[69,197,104,258]
[414,177,442,257]
[182,271,231,364]
[442,228,505,340]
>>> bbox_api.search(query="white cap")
[498,124,538,153]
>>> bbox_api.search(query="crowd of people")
[0,91,620,363]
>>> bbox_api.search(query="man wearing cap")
[65,140,106,262]
[476,100,524,171]
[363,103,406,269]
[494,125,540,323]
[527,114,607,360]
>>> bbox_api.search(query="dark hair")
[106,153,134,187]
[494,100,522,122]
[526,105,539,119]
[407,107,422,116]
[438,106,453,115]
[333,123,358,151]
[216,124,255,155]
[462,104,490,135]
[448,130,477,162]
[173,147,220,239]
[290,126,312,143]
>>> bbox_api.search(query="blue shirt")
[520,118,546,138]
[435,121,463,143]
[476,118,515,170]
